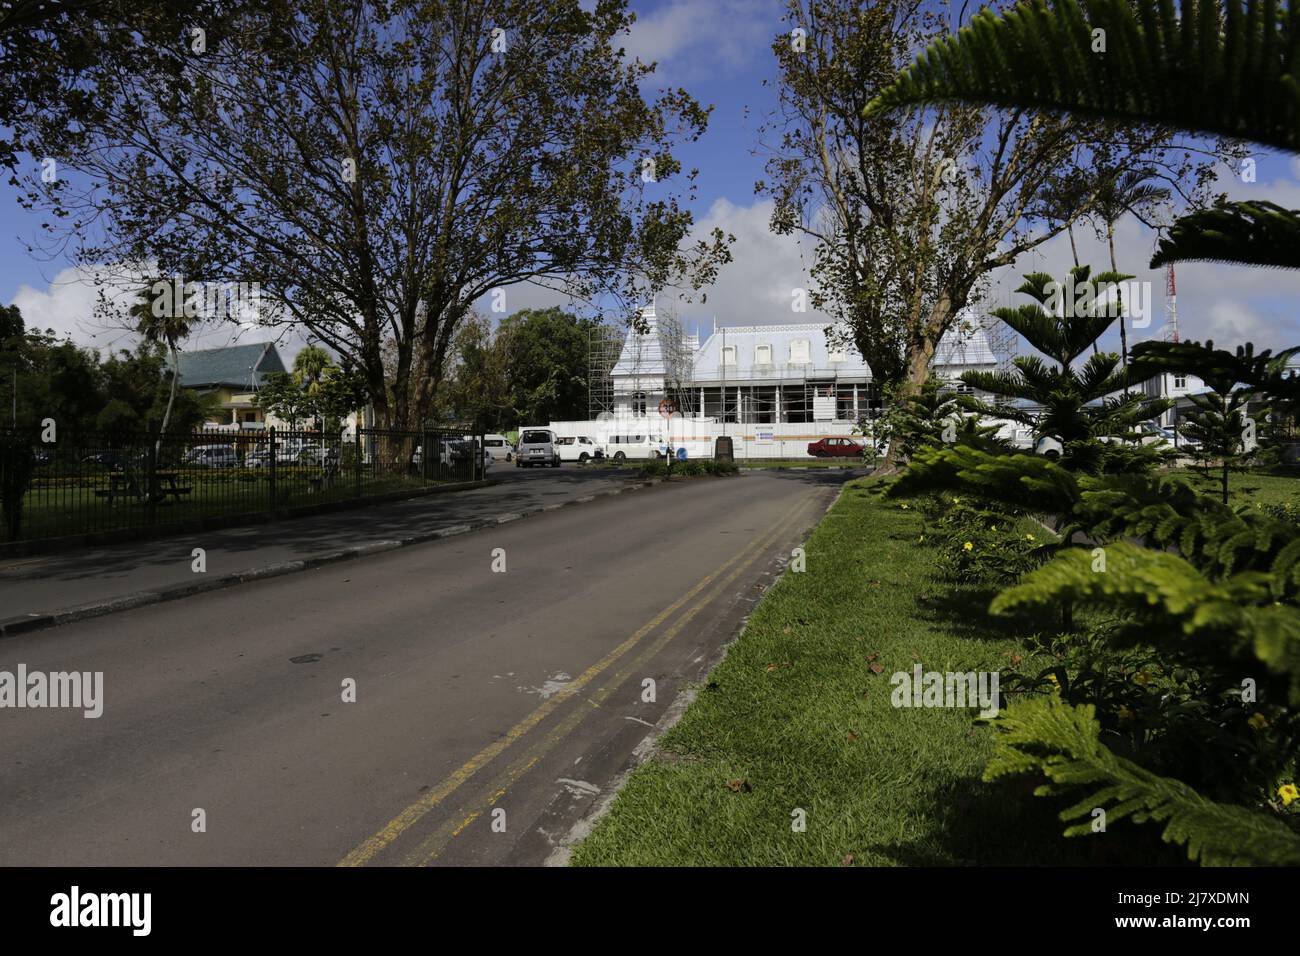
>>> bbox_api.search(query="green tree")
[1131,339,1300,503]
[18,0,731,431]
[96,342,211,440]
[960,265,1171,473]
[130,281,194,455]
[444,313,512,431]
[759,0,1213,472]
[256,373,311,430]
[497,307,598,426]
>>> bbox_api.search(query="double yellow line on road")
[337,494,815,867]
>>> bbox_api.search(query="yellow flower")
[900,502,909,510]
[990,524,998,532]
[952,497,960,504]
[1279,784,1299,806]
[1248,713,1268,731]
[1134,671,1152,685]
[1025,533,1036,542]
[963,541,973,551]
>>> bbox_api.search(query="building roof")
[174,342,286,389]
[692,322,871,383]
[608,310,1000,387]
[610,307,671,378]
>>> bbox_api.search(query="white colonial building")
[605,305,998,424]
[545,305,1001,460]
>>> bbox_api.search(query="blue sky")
[5,0,1300,362]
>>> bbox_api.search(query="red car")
[807,437,865,458]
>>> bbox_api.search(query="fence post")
[268,426,277,510]
[422,428,431,484]
[354,426,362,497]
[145,436,158,526]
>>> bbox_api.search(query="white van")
[556,435,602,462]
[516,428,561,468]
[481,434,513,462]
[604,432,665,462]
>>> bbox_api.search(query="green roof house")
[173,342,286,428]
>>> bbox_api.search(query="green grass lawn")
[1182,467,1300,510]
[570,478,1135,866]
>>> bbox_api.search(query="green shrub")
[925,498,1045,586]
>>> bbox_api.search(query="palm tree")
[1090,168,1170,368]
[291,344,332,428]
[130,281,194,458]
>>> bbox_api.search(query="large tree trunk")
[877,287,965,475]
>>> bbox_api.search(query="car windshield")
[521,431,551,444]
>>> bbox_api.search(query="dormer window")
[828,346,847,363]
[755,344,772,366]
[721,345,736,366]
[789,339,810,365]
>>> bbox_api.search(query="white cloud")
[676,192,1300,357]
[8,264,311,359]
[623,0,778,85]
[674,196,831,330]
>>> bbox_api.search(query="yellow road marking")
[337,495,811,867]
[401,496,816,866]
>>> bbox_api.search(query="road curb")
[0,477,664,639]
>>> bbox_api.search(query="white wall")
[546,417,863,460]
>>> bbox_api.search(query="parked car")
[604,432,664,461]
[182,445,238,468]
[807,436,866,458]
[481,434,513,462]
[412,440,453,470]
[555,435,602,462]
[245,446,296,468]
[1034,435,1063,460]
[516,428,561,467]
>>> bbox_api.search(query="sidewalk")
[0,469,653,636]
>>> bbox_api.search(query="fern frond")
[985,696,1300,865]
[865,0,1300,155]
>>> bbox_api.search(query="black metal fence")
[0,425,486,545]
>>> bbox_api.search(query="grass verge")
[570,478,1119,866]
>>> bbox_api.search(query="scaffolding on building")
[587,298,697,420]
[658,300,697,418]
[587,322,623,421]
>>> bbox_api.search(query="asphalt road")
[0,469,844,866]
[0,462,647,623]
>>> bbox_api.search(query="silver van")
[516,428,561,468]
